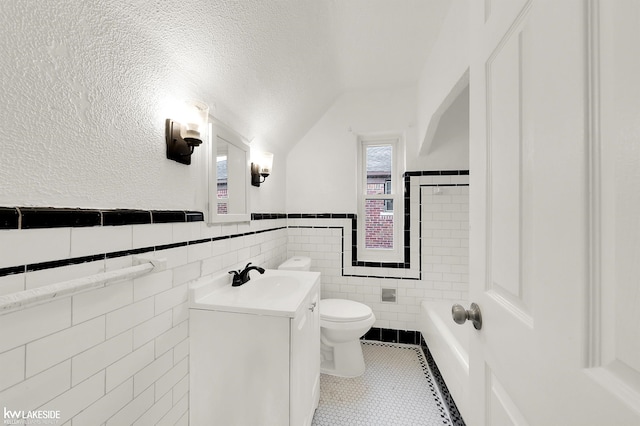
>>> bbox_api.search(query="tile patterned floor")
[312,341,453,426]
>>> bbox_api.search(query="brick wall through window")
[365,180,393,249]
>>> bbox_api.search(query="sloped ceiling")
[172,0,452,152]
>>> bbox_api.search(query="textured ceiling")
[0,0,450,209]
[174,0,452,151]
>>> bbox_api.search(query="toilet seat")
[320,299,373,323]
[319,299,375,377]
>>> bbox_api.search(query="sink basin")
[233,275,299,298]
[190,269,320,317]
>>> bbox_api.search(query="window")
[216,155,228,214]
[357,135,404,262]
[384,180,393,212]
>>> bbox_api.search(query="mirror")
[208,117,250,223]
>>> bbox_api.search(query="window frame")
[356,134,404,262]
[384,180,393,212]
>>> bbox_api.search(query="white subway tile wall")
[0,219,287,425]
[420,185,469,302]
[0,228,71,269]
[0,174,466,422]
[288,174,469,332]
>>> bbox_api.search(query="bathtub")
[419,300,470,422]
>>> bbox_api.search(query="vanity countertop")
[189,269,320,317]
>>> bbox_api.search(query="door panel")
[487,368,529,426]
[469,0,640,424]
[486,16,533,316]
[588,0,640,413]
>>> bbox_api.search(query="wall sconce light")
[251,152,274,187]
[166,100,209,165]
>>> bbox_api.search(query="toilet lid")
[320,299,373,322]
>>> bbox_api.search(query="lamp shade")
[258,152,273,176]
[180,100,209,142]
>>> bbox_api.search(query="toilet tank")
[278,256,311,271]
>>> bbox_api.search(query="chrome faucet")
[229,262,265,286]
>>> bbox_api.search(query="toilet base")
[320,339,366,378]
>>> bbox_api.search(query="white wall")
[0,1,472,421]
[421,183,469,302]
[286,82,469,215]
[0,3,288,423]
[416,0,470,156]
[0,219,288,424]
[249,145,287,213]
[415,86,469,171]
[286,87,417,213]
[284,82,470,331]
[287,173,469,332]
[0,1,282,214]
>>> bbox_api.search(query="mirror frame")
[207,117,251,223]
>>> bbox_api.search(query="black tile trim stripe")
[103,210,151,226]
[290,212,411,269]
[150,211,186,224]
[291,224,419,281]
[0,226,288,277]
[420,184,470,187]
[186,211,205,222]
[0,208,20,229]
[155,242,188,251]
[251,213,287,220]
[287,213,356,219]
[403,170,469,177]
[106,247,155,259]
[0,265,26,276]
[26,255,105,272]
[421,337,467,426]
[287,170,469,280]
[189,238,212,245]
[0,208,207,230]
[362,327,423,346]
[20,208,102,229]
[0,169,466,276]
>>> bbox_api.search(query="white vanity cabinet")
[190,270,320,426]
[289,284,320,425]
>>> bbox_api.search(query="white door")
[468,0,640,425]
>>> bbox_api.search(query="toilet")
[278,256,376,377]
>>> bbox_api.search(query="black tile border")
[0,265,26,276]
[421,337,467,426]
[186,211,205,222]
[362,331,467,425]
[0,170,468,277]
[0,207,20,229]
[103,210,151,226]
[0,226,289,278]
[361,340,454,425]
[105,247,155,259]
[0,170,466,230]
[150,210,187,224]
[20,208,102,229]
[286,213,355,220]
[288,170,469,278]
[361,326,423,346]
[0,208,207,230]
[26,254,106,272]
[251,213,287,220]
[403,170,469,177]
